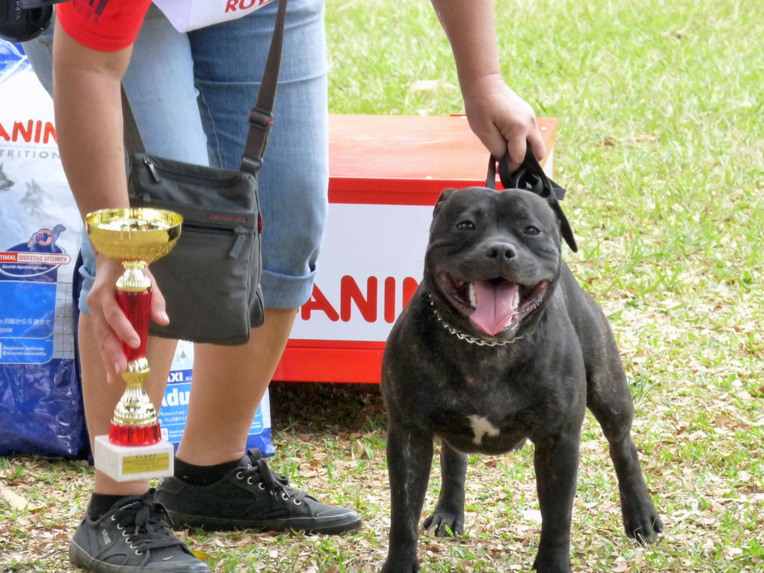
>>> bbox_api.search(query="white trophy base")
[94,435,175,482]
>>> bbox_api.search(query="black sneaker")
[69,489,211,573]
[156,449,363,535]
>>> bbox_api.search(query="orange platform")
[272,115,557,384]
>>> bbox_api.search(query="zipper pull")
[143,157,162,183]
[229,226,248,258]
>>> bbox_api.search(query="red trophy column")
[110,288,162,446]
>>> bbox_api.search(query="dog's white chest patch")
[468,415,500,444]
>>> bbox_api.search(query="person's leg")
[24,9,214,572]
[174,0,330,466]
[174,309,297,464]
[153,0,359,533]
[24,7,197,497]
[118,0,326,470]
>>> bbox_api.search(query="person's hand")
[86,252,170,383]
[461,73,546,173]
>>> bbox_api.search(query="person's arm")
[430,0,545,171]
[53,19,168,382]
[53,19,130,216]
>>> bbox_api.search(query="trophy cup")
[86,207,183,482]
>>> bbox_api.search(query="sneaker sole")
[166,510,363,535]
[69,539,211,573]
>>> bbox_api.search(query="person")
[23,0,546,571]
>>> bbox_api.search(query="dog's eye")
[456,220,476,231]
[524,226,540,236]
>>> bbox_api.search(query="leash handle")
[486,149,566,201]
[485,148,577,252]
[485,155,498,189]
[484,153,521,190]
[484,153,520,190]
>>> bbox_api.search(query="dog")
[380,178,663,572]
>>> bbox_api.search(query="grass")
[2,0,763,571]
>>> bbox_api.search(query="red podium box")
[272,115,557,384]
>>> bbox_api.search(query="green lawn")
[2,0,763,571]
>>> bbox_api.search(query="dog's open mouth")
[438,273,548,336]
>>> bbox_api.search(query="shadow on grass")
[269,381,387,436]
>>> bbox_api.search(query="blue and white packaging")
[159,340,275,456]
[0,41,87,457]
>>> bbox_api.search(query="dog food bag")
[0,41,88,457]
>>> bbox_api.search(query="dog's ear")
[433,188,457,218]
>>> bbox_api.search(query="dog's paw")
[623,501,664,545]
[532,551,572,573]
[381,555,420,573]
[422,511,464,537]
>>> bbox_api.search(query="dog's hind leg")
[422,441,468,537]
[585,343,664,544]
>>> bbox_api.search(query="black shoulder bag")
[124,0,288,345]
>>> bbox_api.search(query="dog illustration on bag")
[0,163,14,192]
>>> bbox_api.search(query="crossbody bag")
[123,0,288,345]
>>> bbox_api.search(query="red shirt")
[57,0,153,52]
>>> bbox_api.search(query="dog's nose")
[486,242,517,260]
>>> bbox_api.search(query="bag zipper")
[180,222,251,258]
[144,157,162,183]
[142,157,244,188]
[230,226,248,258]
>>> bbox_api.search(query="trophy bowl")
[86,207,183,266]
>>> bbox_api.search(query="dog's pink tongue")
[470,281,519,336]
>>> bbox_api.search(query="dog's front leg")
[382,422,434,573]
[423,441,468,536]
[531,434,580,573]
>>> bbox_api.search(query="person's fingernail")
[159,311,169,322]
[114,362,122,374]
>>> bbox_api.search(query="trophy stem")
[110,284,161,446]
[116,289,151,360]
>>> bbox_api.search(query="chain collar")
[429,294,522,347]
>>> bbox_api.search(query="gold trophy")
[86,207,182,482]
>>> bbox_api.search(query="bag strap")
[121,0,288,176]
[121,84,147,154]
[240,0,287,176]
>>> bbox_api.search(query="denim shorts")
[24,0,329,313]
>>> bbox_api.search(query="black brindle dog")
[380,155,662,572]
